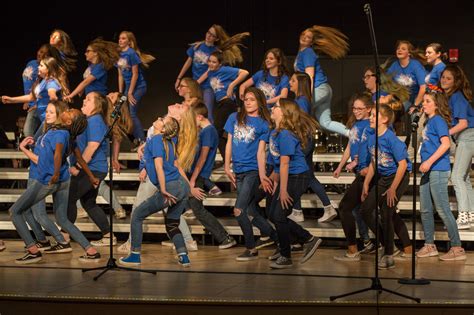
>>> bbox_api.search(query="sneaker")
[77,207,89,219]
[369,244,383,255]
[268,249,281,261]
[182,209,196,220]
[218,236,237,249]
[78,252,101,263]
[439,247,467,261]
[394,251,413,261]
[178,253,191,267]
[318,205,337,223]
[334,251,361,261]
[115,208,127,220]
[236,249,258,261]
[393,247,401,257]
[0,240,5,252]
[15,251,42,264]
[185,240,198,252]
[416,244,439,258]
[208,186,223,196]
[300,236,322,264]
[118,252,141,266]
[44,242,72,254]
[359,240,375,254]
[291,243,303,252]
[270,256,293,269]
[90,236,117,247]
[31,240,52,252]
[456,211,470,230]
[288,209,305,222]
[469,212,474,226]
[255,237,275,249]
[161,240,174,247]
[378,255,395,269]
[117,241,131,254]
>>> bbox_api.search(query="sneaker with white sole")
[90,236,117,247]
[318,204,337,223]
[208,186,223,196]
[469,212,474,226]
[236,249,258,261]
[288,209,305,222]
[118,252,141,266]
[334,251,361,261]
[456,211,470,230]
[178,253,191,267]
[185,240,198,252]
[255,237,275,249]
[44,242,72,254]
[16,251,42,264]
[117,241,131,254]
[416,243,439,258]
[439,247,467,261]
[78,252,101,263]
[115,208,126,220]
[359,240,375,254]
[161,240,174,247]
[29,240,51,252]
[270,256,293,269]
[378,255,395,269]
[77,208,89,219]
[182,209,196,220]
[218,236,237,249]
[300,236,322,264]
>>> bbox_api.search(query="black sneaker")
[16,251,42,264]
[255,238,275,250]
[218,236,237,249]
[270,256,293,269]
[300,236,322,264]
[268,249,281,261]
[78,252,101,263]
[235,249,258,261]
[44,242,72,254]
[291,243,303,252]
[25,240,51,252]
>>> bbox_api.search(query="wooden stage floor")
[0,241,473,314]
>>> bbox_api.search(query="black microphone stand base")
[330,277,421,303]
[82,257,157,281]
[398,277,430,285]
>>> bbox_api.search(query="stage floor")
[0,241,473,313]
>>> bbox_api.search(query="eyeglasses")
[363,74,375,80]
[207,31,217,38]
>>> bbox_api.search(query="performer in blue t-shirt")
[294,26,349,137]
[424,43,446,86]
[239,48,290,108]
[417,86,465,261]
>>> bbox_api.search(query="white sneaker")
[117,241,131,254]
[456,211,471,230]
[182,209,196,220]
[318,204,337,223]
[161,240,174,247]
[288,209,305,222]
[77,208,88,219]
[90,236,117,247]
[469,212,474,226]
[185,240,198,252]
[114,208,126,220]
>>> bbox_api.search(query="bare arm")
[81,141,101,164]
[2,94,34,104]
[118,71,124,94]
[266,87,288,105]
[47,88,58,102]
[413,84,426,107]
[66,76,96,99]
[228,69,249,92]
[197,70,209,85]
[224,134,236,187]
[334,143,351,177]
[279,155,293,209]
[238,77,254,100]
[305,66,315,91]
[449,119,468,136]
[189,146,210,186]
[19,137,38,164]
[175,57,193,90]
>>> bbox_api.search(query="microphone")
[110,95,127,119]
[411,112,421,128]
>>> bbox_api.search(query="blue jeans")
[126,85,147,142]
[451,128,474,213]
[130,177,189,254]
[313,83,349,137]
[293,172,330,209]
[235,171,277,249]
[24,108,41,138]
[9,179,85,248]
[420,171,461,246]
[202,87,215,124]
[353,206,370,241]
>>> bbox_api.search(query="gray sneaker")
[334,251,361,261]
[270,256,293,269]
[378,255,395,269]
[300,237,322,264]
[236,249,258,261]
[359,240,375,254]
[218,236,237,249]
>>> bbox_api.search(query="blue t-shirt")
[187,43,217,89]
[36,129,70,185]
[294,47,327,88]
[144,134,180,186]
[116,47,146,91]
[251,70,289,106]
[208,66,240,102]
[358,127,374,171]
[387,59,426,104]
[295,96,311,114]
[425,62,446,85]
[371,90,389,102]
[28,133,43,180]
[224,112,270,173]
[449,91,474,129]
[72,114,108,173]
[33,78,61,121]
[191,125,219,179]
[349,119,371,172]
[84,63,107,96]
[269,129,308,175]
[420,115,450,171]
[368,128,412,176]
[23,59,39,108]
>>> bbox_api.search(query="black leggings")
[213,98,237,158]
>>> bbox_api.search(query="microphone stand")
[398,114,430,285]
[330,3,420,303]
[82,96,156,280]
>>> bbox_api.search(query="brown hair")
[238,87,272,127]
[193,102,208,118]
[292,71,312,101]
[395,40,426,65]
[346,92,374,128]
[424,90,452,127]
[88,38,120,70]
[120,31,155,68]
[378,104,395,125]
[442,65,473,102]
[261,48,289,84]
[302,25,349,59]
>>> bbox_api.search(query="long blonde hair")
[32,57,70,99]
[105,93,133,141]
[120,31,156,68]
[176,108,198,171]
[303,25,349,59]
[277,98,319,150]
[89,38,120,70]
[162,117,180,162]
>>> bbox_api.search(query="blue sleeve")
[258,121,270,143]
[280,75,290,89]
[451,93,470,120]
[279,131,298,156]
[151,136,165,159]
[251,70,263,84]
[387,61,397,75]
[87,117,106,143]
[46,80,61,91]
[391,135,408,163]
[302,49,317,69]
[129,49,142,66]
[224,66,239,80]
[23,60,38,94]
[413,61,427,85]
[186,45,195,58]
[224,113,237,134]
[434,116,449,138]
[200,128,213,147]
[90,64,106,80]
